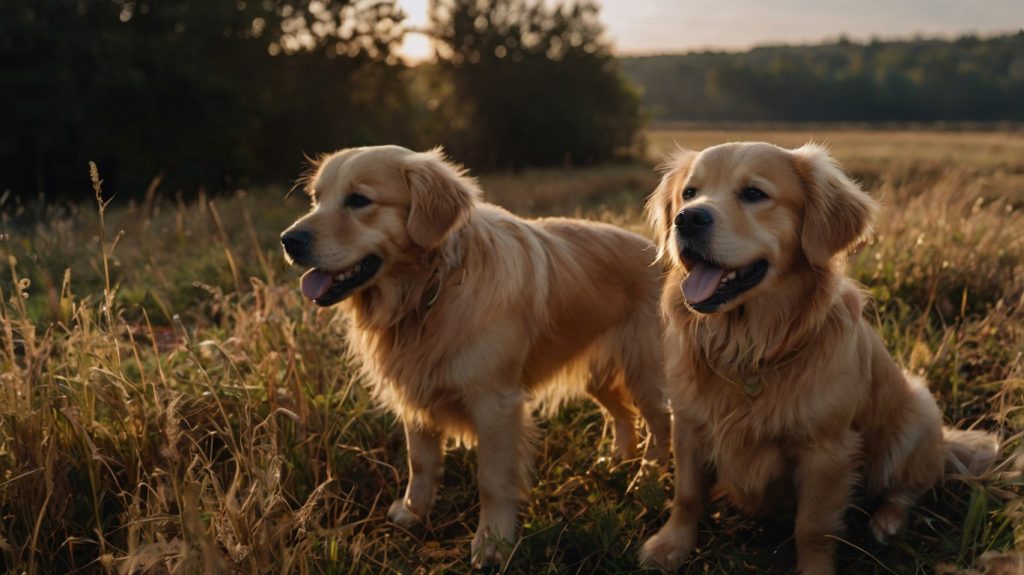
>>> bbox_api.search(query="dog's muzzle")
[675,208,713,239]
[281,229,312,263]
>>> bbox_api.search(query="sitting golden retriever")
[640,142,998,574]
[280,145,671,566]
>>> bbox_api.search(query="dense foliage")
[0,0,640,200]
[622,33,1024,123]
[428,0,642,169]
[0,0,419,200]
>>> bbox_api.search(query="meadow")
[1,128,1022,574]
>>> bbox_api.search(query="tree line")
[1,0,639,200]
[621,33,1024,123]
[3,2,1022,201]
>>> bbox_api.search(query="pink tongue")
[300,270,334,300]
[682,262,725,304]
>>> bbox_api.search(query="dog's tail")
[943,427,1000,476]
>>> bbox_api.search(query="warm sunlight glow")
[397,0,434,64]
[400,31,434,64]
[399,0,430,28]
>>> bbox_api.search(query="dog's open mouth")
[680,248,768,313]
[300,255,382,307]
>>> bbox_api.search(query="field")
[1,128,1022,574]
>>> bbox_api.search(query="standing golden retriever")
[640,142,998,574]
[280,145,671,566]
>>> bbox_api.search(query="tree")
[0,0,416,200]
[429,0,641,169]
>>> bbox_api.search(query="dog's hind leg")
[617,314,672,463]
[388,420,444,528]
[868,444,944,541]
[873,425,998,541]
[869,449,941,543]
[586,362,639,460]
[865,375,945,543]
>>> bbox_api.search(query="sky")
[396,0,1023,62]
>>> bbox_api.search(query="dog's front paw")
[387,499,424,529]
[639,523,696,572]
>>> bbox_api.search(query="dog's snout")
[674,208,713,237]
[281,229,312,259]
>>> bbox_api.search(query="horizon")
[396,0,1023,63]
[612,28,1024,58]
[399,27,1023,65]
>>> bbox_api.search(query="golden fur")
[280,145,671,566]
[640,142,999,574]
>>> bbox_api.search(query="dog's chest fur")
[668,288,872,512]
[348,311,526,431]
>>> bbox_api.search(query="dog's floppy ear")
[403,147,480,250]
[792,144,878,268]
[645,149,696,261]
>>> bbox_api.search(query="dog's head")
[647,142,877,314]
[280,145,480,307]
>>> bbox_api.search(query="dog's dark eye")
[345,193,372,208]
[740,187,768,203]
[682,187,698,200]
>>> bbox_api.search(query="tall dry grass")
[0,132,1021,573]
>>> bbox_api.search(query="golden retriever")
[280,145,671,566]
[640,142,999,574]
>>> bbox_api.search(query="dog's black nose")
[674,208,713,237]
[281,229,312,259]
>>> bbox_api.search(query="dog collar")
[702,345,808,398]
